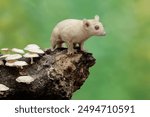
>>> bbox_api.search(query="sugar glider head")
[83,15,106,36]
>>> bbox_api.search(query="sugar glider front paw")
[67,49,76,55]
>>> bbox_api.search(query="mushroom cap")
[14,61,28,67]
[0,84,9,91]
[1,48,9,51]
[12,48,25,54]
[16,76,34,84]
[5,62,15,67]
[23,53,39,58]
[24,44,40,50]
[5,54,22,61]
[24,44,44,54]
[0,54,11,59]
[28,48,44,54]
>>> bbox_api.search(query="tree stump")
[0,48,95,100]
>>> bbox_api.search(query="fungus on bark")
[0,48,95,100]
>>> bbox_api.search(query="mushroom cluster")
[24,44,44,64]
[0,44,44,67]
[0,44,44,85]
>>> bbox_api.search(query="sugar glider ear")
[83,19,90,28]
[95,15,100,21]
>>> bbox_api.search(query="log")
[0,48,95,100]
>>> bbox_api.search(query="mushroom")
[11,48,25,54]
[14,61,28,69]
[28,48,44,54]
[5,54,22,67]
[24,44,44,64]
[24,44,44,54]
[0,84,9,95]
[0,54,11,59]
[24,44,40,50]
[0,84,9,91]
[16,76,34,84]
[1,48,9,54]
[5,54,22,60]
[5,62,15,67]
[23,53,39,64]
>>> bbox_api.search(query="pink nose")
[102,31,106,36]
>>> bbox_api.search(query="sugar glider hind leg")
[50,27,62,51]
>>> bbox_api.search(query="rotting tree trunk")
[0,48,95,100]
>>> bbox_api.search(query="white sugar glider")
[50,15,106,54]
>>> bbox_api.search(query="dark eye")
[95,25,99,30]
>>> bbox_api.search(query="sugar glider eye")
[95,25,99,30]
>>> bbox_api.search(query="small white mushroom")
[24,44,44,54]
[5,54,22,61]
[16,76,34,84]
[28,48,44,54]
[23,44,44,64]
[5,62,15,67]
[12,48,25,54]
[1,48,9,54]
[5,54,22,67]
[0,54,11,59]
[1,48,9,51]
[0,84,9,91]
[23,53,39,64]
[14,61,28,69]
[24,44,40,50]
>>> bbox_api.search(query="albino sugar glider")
[50,15,106,54]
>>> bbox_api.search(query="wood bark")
[0,48,95,100]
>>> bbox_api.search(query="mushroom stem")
[31,58,33,64]
[0,60,4,65]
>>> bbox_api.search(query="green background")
[0,0,150,99]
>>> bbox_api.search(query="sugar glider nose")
[102,31,106,36]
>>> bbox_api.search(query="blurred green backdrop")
[0,0,150,99]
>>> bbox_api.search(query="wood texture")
[0,48,95,100]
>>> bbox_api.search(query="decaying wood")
[0,48,95,100]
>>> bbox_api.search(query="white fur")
[50,15,106,54]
